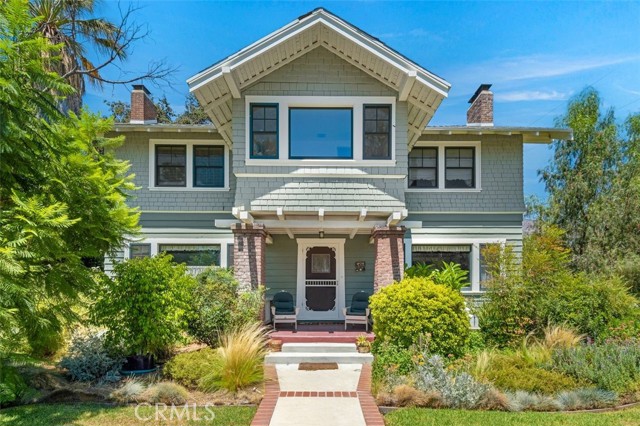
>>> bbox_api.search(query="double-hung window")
[363,105,391,160]
[408,148,438,188]
[250,104,278,159]
[151,141,227,190]
[445,147,475,189]
[194,146,224,187]
[156,145,186,187]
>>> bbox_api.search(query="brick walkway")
[250,363,384,426]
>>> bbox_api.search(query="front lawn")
[0,403,257,426]
[385,406,640,426]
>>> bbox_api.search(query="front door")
[296,239,345,321]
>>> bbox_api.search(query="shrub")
[543,325,583,350]
[477,388,510,411]
[404,262,469,291]
[414,355,490,409]
[110,379,146,403]
[477,226,639,347]
[199,322,267,392]
[143,382,188,405]
[483,355,581,394]
[552,342,640,394]
[187,268,263,347]
[0,359,28,406]
[370,277,470,356]
[59,329,123,383]
[163,348,219,389]
[556,388,617,410]
[371,339,416,384]
[506,391,561,412]
[93,254,196,356]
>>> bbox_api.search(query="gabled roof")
[187,8,451,145]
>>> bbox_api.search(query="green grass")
[0,403,256,426]
[385,407,640,426]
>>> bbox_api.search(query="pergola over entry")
[187,7,450,146]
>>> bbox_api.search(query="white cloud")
[450,54,640,86]
[496,90,571,102]
[378,28,443,43]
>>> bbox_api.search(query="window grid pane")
[408,147,438,188]
[156,145,186,187]
[251,104,278,159]
[130,243,151,259]
[158,244,221,267]
[363,105,391,160]
[445,147,475,189]
[193,146,224,188]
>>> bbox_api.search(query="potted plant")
[269,338,283,352]
[356,334,371,353]
[93,254,196,373]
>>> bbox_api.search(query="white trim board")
[124,236,234,268]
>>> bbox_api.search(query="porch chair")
[271,291,299,331]
[343,291,371,331]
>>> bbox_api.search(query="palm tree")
[29,0,126,113]
[29,0,173,113]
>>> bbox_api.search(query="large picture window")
[445,147,475,189]
[412,245,471,290]
[289,108,353,159]
[156,145,186,187]
[250,104,278,159]
[194,146,224,187]
[159,244,221,267]
[363,105,391,159]
[409,147,438,188]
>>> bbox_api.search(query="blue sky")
[87,1,640,198]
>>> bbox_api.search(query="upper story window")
[250,104,278,159]
[245,96,395,165]
[363,105,391,160]
[408,147,438,188]
[289,108,353,159]
[194,146,225,187]
[407,142,481,191]
[445,147,475,189]
[156,145,186,187]
[150,139,229,190]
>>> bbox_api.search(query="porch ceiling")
[187,8,450,146]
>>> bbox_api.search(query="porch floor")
[268,322,374,344]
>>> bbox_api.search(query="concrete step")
[264,352,373,365]
[281,343,357,353]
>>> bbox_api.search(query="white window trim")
[406,141,482,192]
[245,95,396,166]
[409,237,506,293]
[125,237,234,268]
[148,139,230,191]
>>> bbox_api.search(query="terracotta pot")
[269,339,283,352]
[357,345,370,354]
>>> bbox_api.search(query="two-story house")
[107,8,570,322]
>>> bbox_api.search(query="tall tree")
[175,94,211,125]
[540,87,621,259]
[0,0,139,353]
[105,94,211,124]
[29,0,174,113]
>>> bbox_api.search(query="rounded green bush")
[163,348,219,389]
[370,277,470,357]
[485,357,582,395]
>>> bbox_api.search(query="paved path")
[251,363,384,426]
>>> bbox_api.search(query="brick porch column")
[231,223,267,292]
[372,226,406,291]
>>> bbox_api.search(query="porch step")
[264,351,373,365]
[281,343,356,353]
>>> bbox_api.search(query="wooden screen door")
[296,239,345,321]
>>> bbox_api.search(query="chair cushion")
[274,308,295,315]
[346,307,367,316]
[273,300,295,315]
[348,292,369,315]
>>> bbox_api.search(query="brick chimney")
[467,84,493,127]
[130,84,157,124]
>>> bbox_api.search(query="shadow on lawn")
[0,403,114,426]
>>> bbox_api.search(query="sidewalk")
[251,363,384,426]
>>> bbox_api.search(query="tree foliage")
[105,93,211,125]
[0,0,139,354]
[540,87,640,284]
